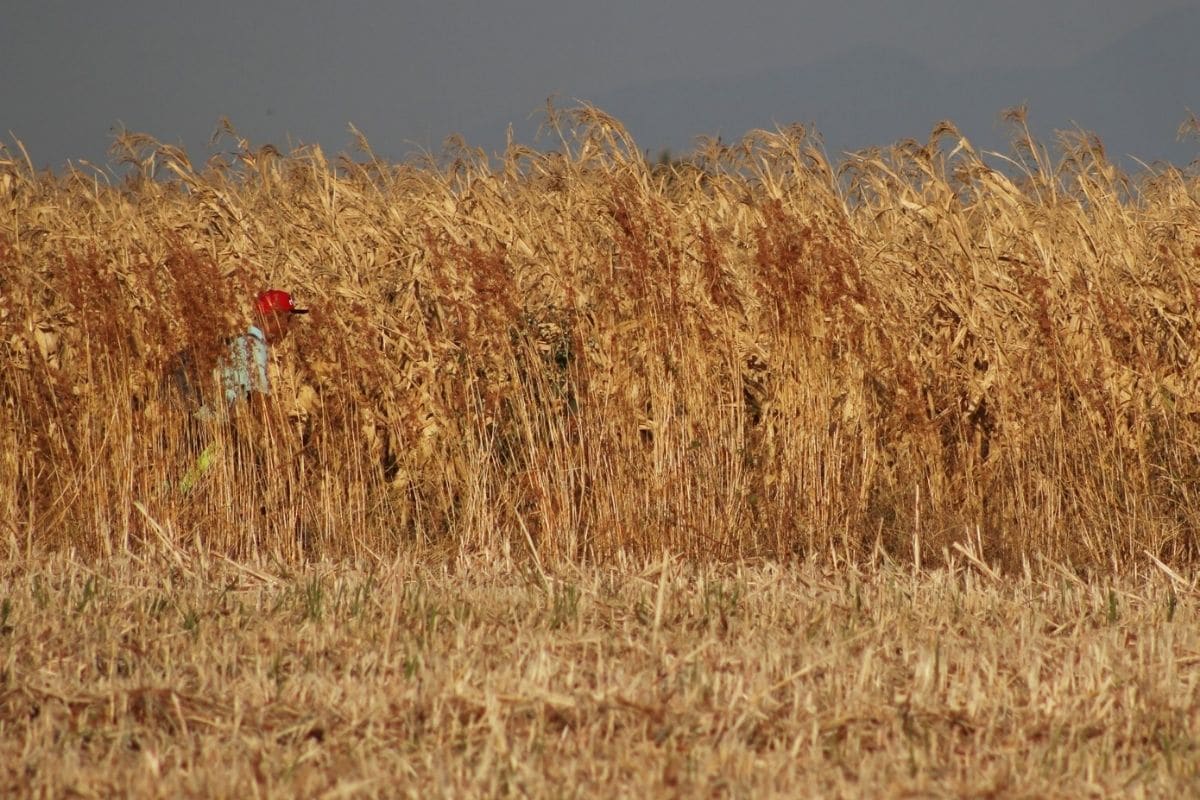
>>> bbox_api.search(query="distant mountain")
[580,5,1200,167]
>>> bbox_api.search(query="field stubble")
[2,552,1198,797]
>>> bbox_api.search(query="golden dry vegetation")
[4,108,1200,566]
[4,106,1200,794]
[2,553,1199,797]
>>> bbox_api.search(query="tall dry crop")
[3,107,1200,570]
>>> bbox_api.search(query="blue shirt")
[219,325,270,404]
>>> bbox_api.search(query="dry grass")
[3,107,1200,568]
[2,553,1198,797]
[4,106,1200,794]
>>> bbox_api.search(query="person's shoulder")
[228,327,266,349]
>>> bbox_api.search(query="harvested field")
[2,554,1198,797]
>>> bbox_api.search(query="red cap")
[255,289,308,315]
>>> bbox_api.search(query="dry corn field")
[4,106,1200,794]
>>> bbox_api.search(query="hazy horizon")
[4,1,1198,171]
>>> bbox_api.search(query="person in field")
[171,289,309,410]
[219,289,308,404]
[170,288,308,492]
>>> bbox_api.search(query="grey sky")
[3,1,1197,170]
